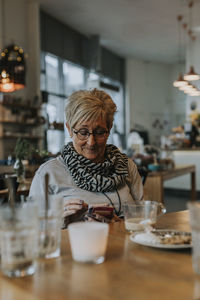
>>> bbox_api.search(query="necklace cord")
[102,188,121,216]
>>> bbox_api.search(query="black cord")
[102,188,121,216]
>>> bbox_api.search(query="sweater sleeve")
[29,165,46,200]
[126,158,143,202]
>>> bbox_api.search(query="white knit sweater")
[29,155,143,212]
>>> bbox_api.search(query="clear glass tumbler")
[188,201,200,274]
[123,201,165,232]
[37,196,63,259]
[0,202,38,277]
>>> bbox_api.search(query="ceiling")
[37,0,200,64]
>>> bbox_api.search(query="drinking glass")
[37,196,63,259]
[123,201,165,232]
[0,202,38,277]
[68,222,109,264]
[188,201,200,274]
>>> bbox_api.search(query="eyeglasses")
[73,128,108,141]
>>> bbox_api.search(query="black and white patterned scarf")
[61,142,128,192]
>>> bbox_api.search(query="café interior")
[0,0,200,299]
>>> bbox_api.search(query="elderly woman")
[29,88,143,223]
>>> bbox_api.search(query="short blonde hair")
[65,88,117,130]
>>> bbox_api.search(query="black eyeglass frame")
[73,128,109,140]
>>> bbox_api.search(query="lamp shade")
[188,90,200,96]
[173,73,188,87]
[0,44,26,93]
[183,66,200,81]
[179,83,194,91]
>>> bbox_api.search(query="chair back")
[137,166,148,185]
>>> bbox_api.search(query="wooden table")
[0,164,38,199]
[0,211,198,300]
[144,164,196,203]
[0,178,32,199]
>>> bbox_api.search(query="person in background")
[29,88,143,226]
[190,122,199,147]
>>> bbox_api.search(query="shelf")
[48,127,64,132]
[0,121,42,126]
[0,102,40,110]
[49,122,64,131]
[0,135,43,139]
[0,100,43,160]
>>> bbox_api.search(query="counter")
[162,149,200,191]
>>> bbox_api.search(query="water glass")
[68,222,109,264]
[37,196,63,259]
[0,202,38,277]
[123,201,165,232]
[188,201,200,274]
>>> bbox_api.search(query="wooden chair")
[137,166,148,185]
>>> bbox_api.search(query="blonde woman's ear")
[66,123,73,137]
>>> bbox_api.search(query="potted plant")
[13,138,34,182]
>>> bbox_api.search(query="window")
[63,62,85,95]
[45,55,60,94]
[41,52,125,154]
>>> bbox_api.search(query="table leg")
[144,176,163,203]
[191,171,196,201]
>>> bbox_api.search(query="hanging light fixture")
[183,1,200,81]
[188,90,200,96]
[173,73,188,87]
[0,44,26,92]
[184,65,200,81]
[179,82,194,91]
[0,0,26,93]
[183,88,197,95]
[173,15,188,87]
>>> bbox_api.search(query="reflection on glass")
[45,54,59,93]
[40,73,46,91]
[47,130,65,154]
[63,62,84,95]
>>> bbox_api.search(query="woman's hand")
[63,199,82,217]
[63,199,88,217]
[62,199,88,229]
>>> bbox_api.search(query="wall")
[185,37,200,121]
[126,58,186,146]
[0,0,40,101]
[170,64,187,126]
[40,11,125,84]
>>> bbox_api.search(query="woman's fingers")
[64,204,83,211]
[64,199,86,215]
[63,210,76,218]
[62,200,89,227]
[65,199,84,205]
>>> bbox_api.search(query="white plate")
[130,229,192,249]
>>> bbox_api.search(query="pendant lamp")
[183,66,200,81]
[173,15,188,88]
[179,83,194,91]
[183,1,200,81]
[173,73,188,87]
[0,44,26,93]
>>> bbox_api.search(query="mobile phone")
[89,206,114,219]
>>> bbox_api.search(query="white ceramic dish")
[130,229,192,249]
